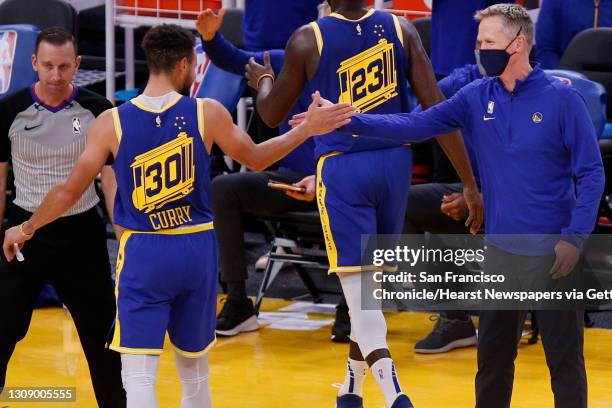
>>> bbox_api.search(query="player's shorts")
[316,147,412,274]
[108,222,217,358]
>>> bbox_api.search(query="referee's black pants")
[0,206,126,408]
[475,246,587,408]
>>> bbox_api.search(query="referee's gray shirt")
[0,85,112,216]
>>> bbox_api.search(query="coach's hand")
[245,52,275,91]
[299,92,355,136]
[196,8,226,41]
[550,240,580,280]
[2,225,28,262]
[462,186,483,235]
[286,175,316,202]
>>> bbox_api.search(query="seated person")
[196,6,351,343]
[536,0,612,69]
[405,64,483,354]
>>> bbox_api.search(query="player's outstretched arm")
[290,93,465,143]
[197,9,285,77]
[247,25,318,127]
[2,110,117,261]
[203,93,353,172]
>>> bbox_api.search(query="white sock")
[370,358,402,407]
[338,358,368,397]
[174,352,212,408]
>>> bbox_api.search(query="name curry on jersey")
[130,132,195,230]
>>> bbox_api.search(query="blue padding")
[195,62,246,112]
[0,24,39,99]
[602,122,612,139]
[546,69,607,139]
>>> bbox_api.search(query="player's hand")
[288,93,336,128]
[285,175,316,202]
[462,186,483,235]
[2,226,27,262]
[440,192,467,221]
[549,240,580,280]
[245,52,274,90]
[196,8,226,41]
[299,91,355,136]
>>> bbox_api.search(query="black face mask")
[475,28,522,77]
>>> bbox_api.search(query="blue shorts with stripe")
[108,223,218,358]
[316,147,412,273]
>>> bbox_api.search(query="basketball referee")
[0,28,125,407]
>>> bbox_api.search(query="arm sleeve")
[535,0,562,69]
[342,88,470,143]
[202,32,285,76]
[560,89,605,247]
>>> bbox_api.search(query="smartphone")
[267,180,307,193]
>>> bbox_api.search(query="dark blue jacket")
[415,64,483,183]
[344,67,605,254]
[536,0,612,69]
[203,33,316,175]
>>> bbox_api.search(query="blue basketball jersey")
[309,9,411,157]
[111,95,213,232]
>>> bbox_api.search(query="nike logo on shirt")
[24,124,42,131]
[483,116,496,121]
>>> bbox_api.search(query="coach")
[0,28,125,407]
[338,4,604,407]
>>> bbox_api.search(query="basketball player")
[2,24,353,407]
[246,1,483,407]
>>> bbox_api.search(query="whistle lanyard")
[594,0,600,28]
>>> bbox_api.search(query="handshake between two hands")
[291,91,355,137]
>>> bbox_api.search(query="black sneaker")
[215,297,259,337]
[414,315,477,354]
[331,303,351,343]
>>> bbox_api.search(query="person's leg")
[166,229,217,407]
[537,310,587,408]
[174,353,212,408]
[338,272,412,408]
[0,257,44,389]
[49,211,125,408]
[403,183,469,235]
[337,338,368,398]
[211,170,314,336]
[475,309,526,408]
[108,233,172,406]
[331,293,350,343]
[318,151,412,407]
[404,182,476,352]
[0,207,47,389]
[120,354,160,408]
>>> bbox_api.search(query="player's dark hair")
[142,24,195,74]
[35,27,77,55]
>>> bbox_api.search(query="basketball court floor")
[6,297,612,407]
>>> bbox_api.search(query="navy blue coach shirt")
[343,66,605,255]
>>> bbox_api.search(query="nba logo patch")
[487,101,495,115]
[72,117,82,135]
[190,39,211,97]
[0,30,18,95]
